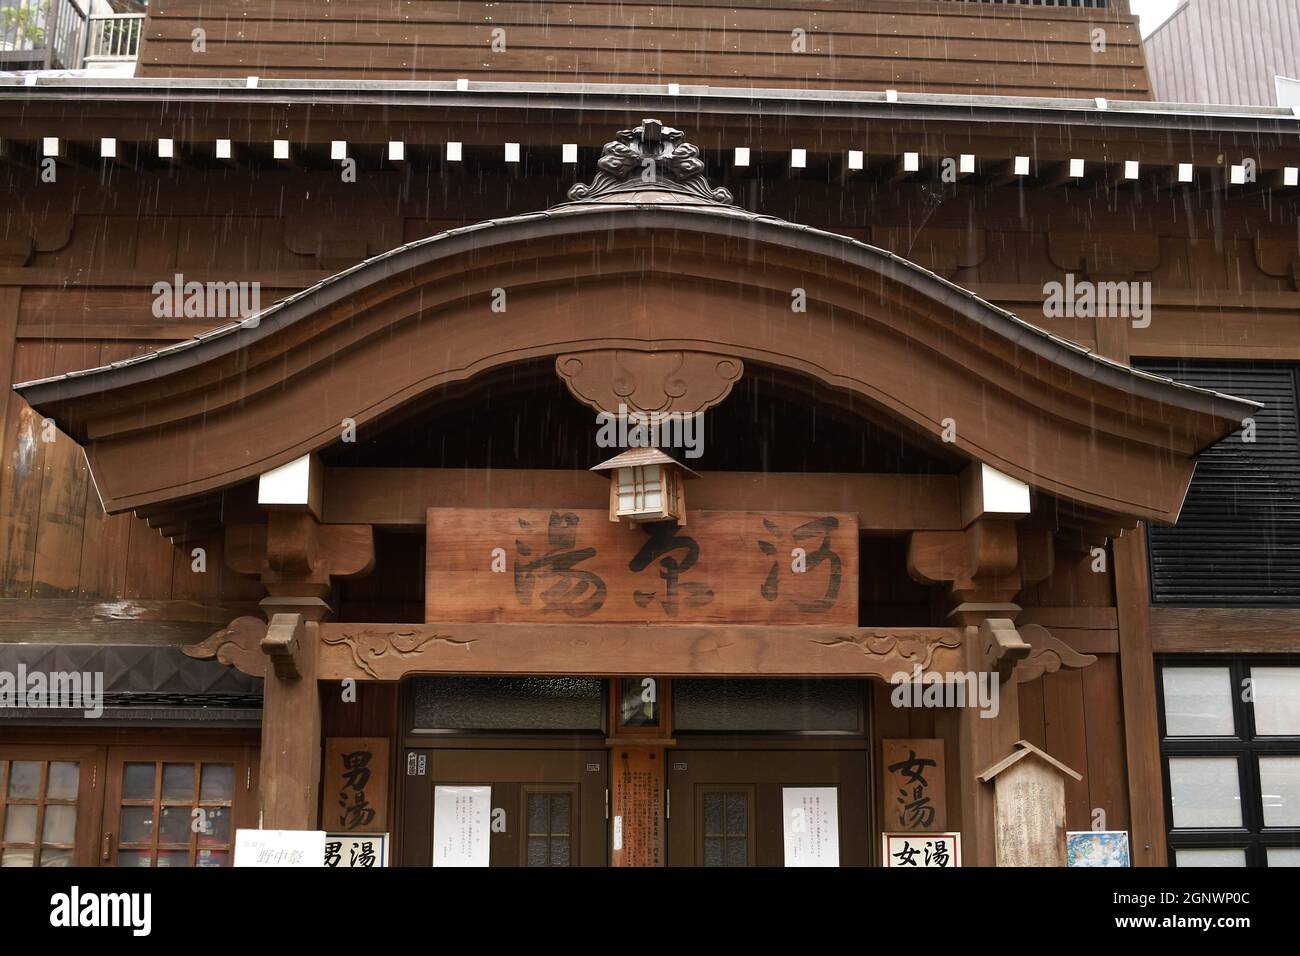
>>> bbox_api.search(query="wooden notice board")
[882,738,947,832]
[425,508,858,625]
[611,747,665,867]
[323,737,389,833]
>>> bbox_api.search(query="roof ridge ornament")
[565,118,735,206]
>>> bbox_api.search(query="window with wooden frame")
[0,746,104,868]
[697,786,755,867]
[521,786,578,867]
[103,747,257,868]
[1157,656,1300,866]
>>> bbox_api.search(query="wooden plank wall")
[136,0,1154,99]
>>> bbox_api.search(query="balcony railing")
[1,0,142,72]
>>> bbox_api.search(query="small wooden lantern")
[590,447,699,524]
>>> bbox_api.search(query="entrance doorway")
[666,749,871,866]
[399,749,607,866]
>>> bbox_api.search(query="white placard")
[432,785,491,867]
[233,829,326,867]
[782,787,840,867]
[324,832,389,868]
[881,832,962,867]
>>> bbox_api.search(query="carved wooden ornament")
[556,349,743,417]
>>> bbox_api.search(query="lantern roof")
[590,447,701,479]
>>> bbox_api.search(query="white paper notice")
[432,785,491,867]
[782,787,840,867]
[233,829,326,867]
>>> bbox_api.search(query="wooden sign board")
[991,759,1067,867]
[881,738,947,832]
[324,737,389,833]
[426,508,858,625]
[611,747,665,867]
[881,832,961,867]
[325,832,390,868]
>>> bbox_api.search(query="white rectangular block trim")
[330,140,347,160]
[1230,164,1246,185]
[847,149,863,170]
[1069,157,1085,178]
[1285,167,1299,187]
[733,147,750,166]
[388,140,404,161]
[257,454,323,517]
[561,143,577,163]
[158,138,174,159]
[42,137,58,157]
[100,138,116,159]
[1014,155,1030,176]
[668,82,681,95]
[903,152,919,172]
[273,139,290,160]
[885,89,898,102]
[959,154,975,174]
[504,142,521,162]
[790,148,806,169]
[447,141,463,161]
[1124,160,1140,180]
[1178,162,1194,183]
[455,78,469,91]
[960,462,1031,526]
[216,139,232,160]
[245,76,259,88]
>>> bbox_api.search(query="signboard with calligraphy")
[882,738,947,832]
[881,832,962,868]
[324,737,389,832]
[233,829,326,868]
[782,787,840,867]
[426,509,858,625]
[432,785,491,867]
[325,832,390,868]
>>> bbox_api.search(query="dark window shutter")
[1138,362,1300,607]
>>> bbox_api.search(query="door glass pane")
[121,763,155,801]
[196,849,229,868]
[1258,756,1300,827]
[1168,757,1242,828]
[199,764,234,802]
[116,850,152,867]
[524,791,572,867]
[1162,667,1234,737]
[156,849,189,867]
[41,805,76,844]
[159,806,191,845]
[1250,667,1300,736]
[1175,848,1247,867]
[1267,848,1300,866]
[701,789,748,867]
[6,761,40,800]
[119,806,155,844]
[0,848,35,867]
[197,807,231,846]
[46,762,79,801]
[161,763,195,802]
[3,805,37,843]
[39,848,73,867]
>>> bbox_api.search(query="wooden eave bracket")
[260,613,304,680]
[182,615,268,678]
[1014,622,1098,684]
[979,617,1031,679]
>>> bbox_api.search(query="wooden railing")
[0,0,142,70]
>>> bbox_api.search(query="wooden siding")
[135,0,1154,99]
[1145,0,1300,106]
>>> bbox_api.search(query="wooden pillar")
[256,599,329,830]
[1113,526,1168,866]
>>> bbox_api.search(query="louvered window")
[1139,363,1300,606]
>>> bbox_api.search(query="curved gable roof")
[15,194,1255,524]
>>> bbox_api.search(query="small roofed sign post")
[977,740,1082,867]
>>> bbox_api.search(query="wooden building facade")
[1,0,1297,869]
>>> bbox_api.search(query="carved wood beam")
[908,519,1023,610]
[315,623,967,682]
[261,613,305,680]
